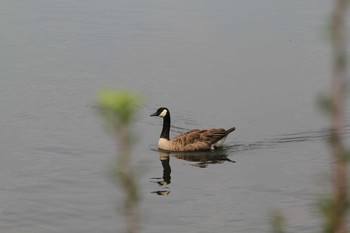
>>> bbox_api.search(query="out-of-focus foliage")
[97,89,143,233]
[318,93,334,114]
[270,210,286,233]
[97,89,143,127]
[271,1,349,232]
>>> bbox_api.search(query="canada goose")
[150,107,236,151]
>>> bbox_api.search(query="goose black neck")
[160,114,170,140]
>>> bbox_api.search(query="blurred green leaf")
[97,89,143,127]
[271,210,286,233]
[317,92,333,114]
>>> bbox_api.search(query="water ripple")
[227,124,350,154]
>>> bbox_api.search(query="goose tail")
[225,127,236,135]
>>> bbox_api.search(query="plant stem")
[329,0,349,232]
[116,126,140,233]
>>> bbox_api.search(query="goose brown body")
[151,107,235,152]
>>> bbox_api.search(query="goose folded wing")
[171,128,227,151]
[172,129,201,144]
[200,128,227,144]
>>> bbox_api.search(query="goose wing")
[171,128,227,151]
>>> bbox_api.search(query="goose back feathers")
[151,107,235,152]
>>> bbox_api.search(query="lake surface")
[1,1,350,232]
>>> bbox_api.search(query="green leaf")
[317,92,333,114]
[270,210,286,233]
[97,89,143,126]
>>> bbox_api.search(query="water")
[1,0,349,232]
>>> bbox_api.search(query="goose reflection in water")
[173,149,235,168]
[151,149,235,196]
[151,152,171,196]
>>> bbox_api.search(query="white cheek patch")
[159,109,168,118]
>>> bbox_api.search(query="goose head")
[150,107,169,118]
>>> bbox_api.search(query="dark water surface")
[1,1,350,233]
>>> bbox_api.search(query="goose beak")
[150,112,158,117]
